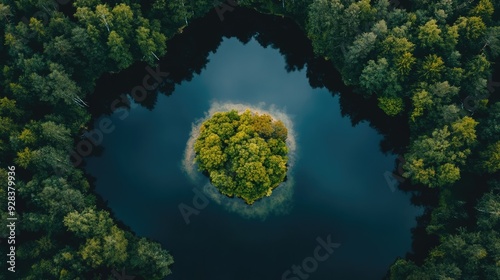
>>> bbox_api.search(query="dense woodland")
[194,110,289,205]
[0,0,499,279]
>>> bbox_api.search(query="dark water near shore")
[85,36,422,279]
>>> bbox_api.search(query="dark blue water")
[85,37,422,280]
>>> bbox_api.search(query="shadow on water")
[86,7,440,278]
[87,6,413,155]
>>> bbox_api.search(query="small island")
[194,109,289,205]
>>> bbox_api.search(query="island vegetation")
[0,0,499,279]
[194,110,289,205]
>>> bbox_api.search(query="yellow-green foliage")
[378,96,404,116]
[194,110,289,205]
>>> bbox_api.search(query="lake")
[85,10,422,280]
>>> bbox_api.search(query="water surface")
[85,37,422,280]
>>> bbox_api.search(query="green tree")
[111,3,134,38]
[38,121,72,149]
[307,0,345,60]
[476,190,500,230]
[419,54,445,82]
[410,89,433,121]
[377,96,404,116]
[0,116,15,138]
[478,102,500,142]
[395,51,416,76]
[194,110,289,204]
[381,35,415,60]
[38,63,83,106]
[0,97,21,117]
[136,25,167,65]
[481,141,500,173]
[359,58,402,98]
[391,185,500,279]
[418,19,443,49]
[36,177,86,217]
[166,0,193,26]
[470,0,494,23]
[0,4,12,22]
[442,25,459,52]
[63,207,112,236]
[343,32,378,79]
[455,16,487,41]
[18,128,37,145]
[404,116,478,187]
[129,237,174,279]
[43,35,75,67]
[79,225,128,268]
[15,147,36,168]
[481,26,500,59]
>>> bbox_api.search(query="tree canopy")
[1,0,500,278]
[194,110,289,205]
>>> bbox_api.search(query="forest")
[194,110,289,205]
[0,0,499,279]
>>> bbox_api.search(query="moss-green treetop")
[194,109,289,205]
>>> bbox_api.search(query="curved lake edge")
[83,7,433,279]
